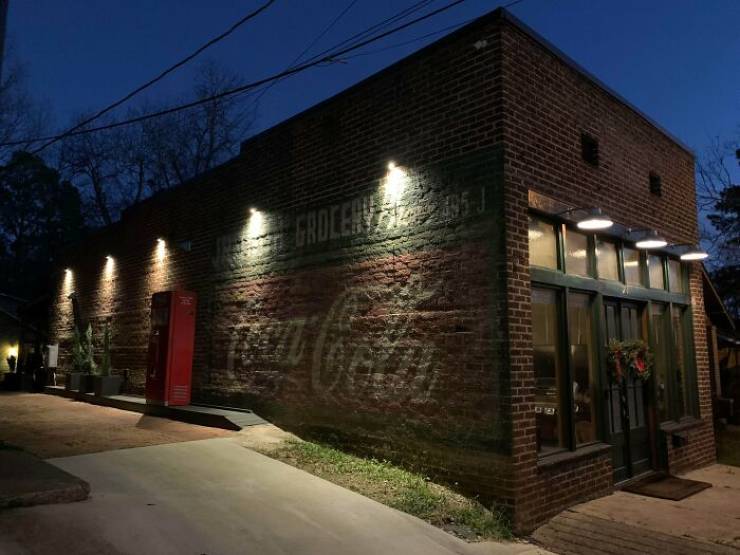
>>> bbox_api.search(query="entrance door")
[603,300,651,483]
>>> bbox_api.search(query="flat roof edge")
[240,7,694,158]
[499,9,695,157]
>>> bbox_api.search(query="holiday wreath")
[607,339,653,383]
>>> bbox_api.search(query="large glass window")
[532,288,564,454]
[672,308,691,417]
[651,303,670,422]
[668,259,683,293]
[623,248,641,285]
[564,229,589,277]
[596,239,619,281]
[529,216,558,269]
[569,293,596,445]
[648,255,665,289]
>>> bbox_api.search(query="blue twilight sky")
[6,0,740,162]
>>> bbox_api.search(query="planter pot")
[79,374,96,394]
[1,372,20,390]
[93,375,123,397]
[65,372,85,391]
[19,374,35,391]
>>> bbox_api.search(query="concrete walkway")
[0,438,546,555]
[532,464,740,554]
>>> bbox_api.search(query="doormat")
[622,473,711,501]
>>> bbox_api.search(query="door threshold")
[615,469,658,490]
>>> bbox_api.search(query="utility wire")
[243,0,436,112]
[30,0,276,154]
[1,0,468,148]
[244,0,361,112]
[341,0,526,60]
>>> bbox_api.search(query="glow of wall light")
[104,255,115,278]
[248,208,264,238]
[156,238,166,262]
[7,345,18,359]
[63,268,74,296]
[98,254,117,314]
[148,238,169,294]
[384,161,406,203]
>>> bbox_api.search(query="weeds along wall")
[50,14,516,505]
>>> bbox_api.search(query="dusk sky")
[6,0,740,163]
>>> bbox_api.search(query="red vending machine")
[145,290,197,406]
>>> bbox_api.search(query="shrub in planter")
[67,324,97,392]
[65,327,86,391]
[93,321,122,397]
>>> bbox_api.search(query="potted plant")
[65,326,87,391]
[78,324,98,393]
[93,320,121,396]
[1,354,20,390]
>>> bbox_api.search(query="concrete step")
[0,446,89,509]
[43,386,267,431]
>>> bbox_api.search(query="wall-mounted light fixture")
[668,243,709,261]
[626,229,667,250]
[384,161,406,202]
[104,255,115,279]
[156,238,166,261]
[248,207,264,238]
[558,207,614,230]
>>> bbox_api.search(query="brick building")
[49,8,716,532]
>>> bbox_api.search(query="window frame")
[528,212,698,458]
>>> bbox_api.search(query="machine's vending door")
[145,292,171,403]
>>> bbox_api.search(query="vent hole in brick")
[581,133,599,166]
[649,172,662,196]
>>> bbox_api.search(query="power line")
[244,0,436,113]
[341,0,527,60]
[1,0,468,148]
[31,0,276,154]
[245,0,361,112]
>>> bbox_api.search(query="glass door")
[603,300,651,483]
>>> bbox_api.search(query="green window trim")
[528,211,700,457]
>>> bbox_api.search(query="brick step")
[532,509,736,555]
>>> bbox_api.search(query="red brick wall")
[499,15,715,532]
[48,9,716,532]
[50,14,516,506]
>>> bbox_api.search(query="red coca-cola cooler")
[146,290,197,406]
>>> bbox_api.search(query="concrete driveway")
[0,437,543,555]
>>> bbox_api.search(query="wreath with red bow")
[607,339,653,383]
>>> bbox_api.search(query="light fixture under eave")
[557,207,614,230]
[679,247,709,261]
[575,207,614,230]
[633,229,667,250]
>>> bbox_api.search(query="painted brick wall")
[50,15,517,506]
[498,16,715,532]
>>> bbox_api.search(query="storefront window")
[568,293,596,445]
[648,255,665,289]
[672,308,691,417]
[529,216,558,269]
[596,239,619,281]
[623,248,641,285]
[668,259,683,293]
[532,288,564,454]
[564,229,589,277]
[651,303,670,422]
